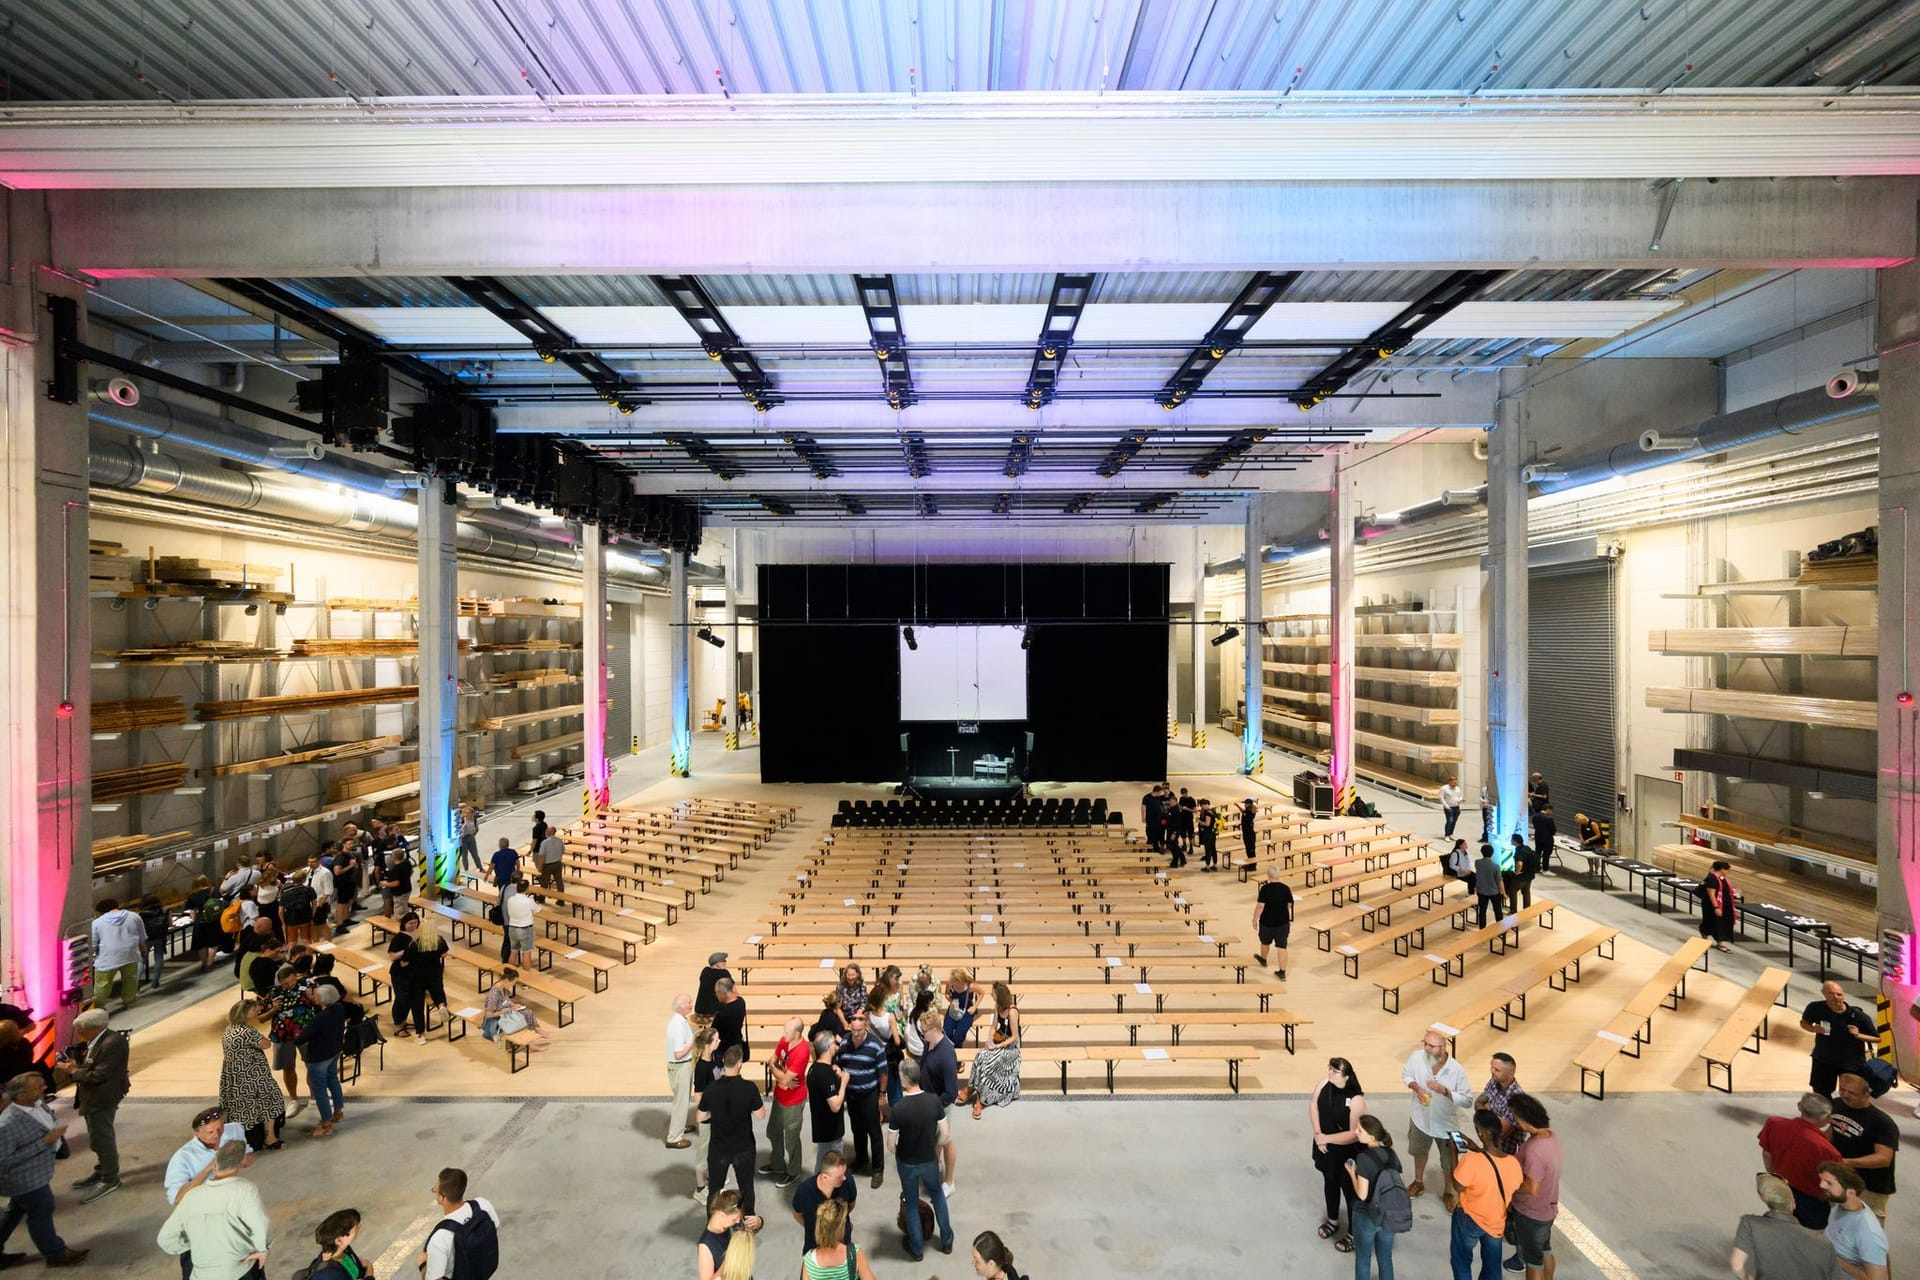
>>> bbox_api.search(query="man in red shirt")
[761,1015,812,1188]
[1757,1093,1842,1229]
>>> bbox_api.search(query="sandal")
[1317,1221,1338,1240]
[1407,1180,1425,1197]
[1333,1238,1355,1253]
[971,1101,985,1119]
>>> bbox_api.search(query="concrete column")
[669,550,692,776]
[1876,257,1920,1079]
[581,522,609,808]
[1191,525,1206,748]
[724,533,740,750]
[1243,501,1264,776]
[1485,365,1530,869]
[1328,457,1356,799]
[0,192,92,1035]
[1166,599,1180,742]
[416,478,459,889]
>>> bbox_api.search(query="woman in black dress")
[1308,1055,1368,1252]
[1698,859,1737,952]
[385,913,422,1037]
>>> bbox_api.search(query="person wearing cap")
[696,953,732,1022]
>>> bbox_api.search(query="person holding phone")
[1448,1112,1521,1280]
[1799,981,1878,1096]
[1309,1057,1368,1252]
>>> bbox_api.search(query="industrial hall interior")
[6,2,1920,1279]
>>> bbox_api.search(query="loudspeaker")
[900,733,910,753]
[1025,731,1036,753]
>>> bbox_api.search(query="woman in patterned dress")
[218,1000,286,1149]
[966,981,1022,1118]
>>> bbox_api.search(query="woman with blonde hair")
[696,1188,747,1280]
[390,913,449,1043]
[255,862,282,929]
[965,981,1021,1118]
[714,1224,754,1280]
[690,1025,722,1203]
[220,999,287,1149]
[943,967,978,1044]
[803,1199,876,1280]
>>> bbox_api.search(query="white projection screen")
[898,626,1029,721]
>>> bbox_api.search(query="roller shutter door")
[606,604,633,757]
[1527,560,1617,833]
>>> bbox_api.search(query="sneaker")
[68,1172,100,1190]
[288,1099,309,1117]
[757,1164,778,1176]
[775,1175,798,1189]
[1253,955,1267,967]
[80,1180,121,1205]
[691,1187,709,1205]
[937,1238,954,1255]
[43,1249,90,1268]
[941,1182,956,1200]
[1504,1259,1525,1274]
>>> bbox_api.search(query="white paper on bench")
[1431,1021,1460,1035]
[1141,1048,1170,1060]
[1597,1030,1632,1045]
[844,898,857,907]
[1106,957,1122,967]
[1423,953,1445,964]
[1337,944,1359,955]
[456,1006,481,1019]
[358,964,381,974]
[1135,982,1153,994]
[565,949,586,959]
[619,908,635,917]
[1199,934,1215,944]
[981,914,993,922]
[746,935,763,944]
[314,942,335,952]
[1013,862,1025,868]
[820,958,835,968]
[975,885,991,892]
[1174,896,1188,905]
[983,936,998,946]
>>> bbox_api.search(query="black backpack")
[431,1207,499,1280]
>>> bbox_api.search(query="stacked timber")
[108,640,281,665]
[194,685,417,721]
[475,703,586,731]
[509,731,585,759]
[1797,554,1877,588]
[212,735,402,777]
[1645,687,1876,730]
[92,761,190,801]
[88,541,136,588]
[93,698,190,732]
[491,667,574,689]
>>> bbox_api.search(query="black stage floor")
[903,776,1027,802]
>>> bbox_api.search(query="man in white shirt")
[164,1107,254,1206]
[219,861,259,901]
[1402,1028,1473,1213]
[156,1141,270,1280]
[419,1168,499,1280]
[90,899,147,1012]
[503,879,538,969]
[1439,777,1464,838]
[306,855,335,921]
[665,993,696,1149]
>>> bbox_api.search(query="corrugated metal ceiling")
[4,0,1916,101]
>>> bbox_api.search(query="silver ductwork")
[90,400,407,494]
[1202,546,1298,577]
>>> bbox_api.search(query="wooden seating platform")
[1294,856,1443,911]
[1310,878,1466,950]
[443,1004,544,1073]
[1699,966,1793,1093]
[735,952,1252,986]
[950,1042,1263,1094]
[1331,898,1473,978]
[734,979,1282,1016]
[742,930,1237,960]
[1427,926,1618,1054]
[1573,937,1713,1099]
[1370,901,1556,1013]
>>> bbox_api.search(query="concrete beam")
[48,178,1917,277]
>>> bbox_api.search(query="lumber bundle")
[92,698,190,732]
[472,640,579,653]
[1646,686,1876,731]
[91,830,193,861]
[1798,554,1877,588]
[1353,697,1460,725]
[1263,659,1330,677]
[491,667,575,689]
[148,555,283,588]
[328,762,420,802]
[194,685,418,721]
[106,640,281,665]
[1355,632,1464,651]
[510,731,584,759]
[1679,811,1875,865]
[88,541,135,587]
[92,761,190,802]
[459,596,578,618]
[212,735,402,777]
[1648,626,1878,657]
[476,703,586,731]
[323,598,419,613]
[1355,666,1461,687]
[1354,729,1463,764]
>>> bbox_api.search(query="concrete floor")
[72,728,1913,1278]
[65,1088,1917,1280]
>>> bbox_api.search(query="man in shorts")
[1506,1093,1561,1279]
[1403,1028,1471,1211]
[1251,865,1294,980]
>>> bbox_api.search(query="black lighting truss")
[1287,269,1504,409]
[660,434,749,482]
[854,274,917,410]
[1010,272,1096,478]
[446,276,645,412]
[1155,271,1301,410]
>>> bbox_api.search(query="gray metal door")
[1527,560,1618,835]
[606,604,634,756]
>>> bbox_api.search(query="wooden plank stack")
[459,596,578,618]
[107,640,281,665]
[149,555,284,589]
[491,667,574,689]
[92,698,190,732]
[328,762,422,803]
[1798,553,1877,588]
[473,639,579,653]
[194,684,418,721]
[476,703,586,731]
[1645,686,1877,731]
[510,731,585,759]
[213,735,402,777]
[1649,626,1878,657]
[92,761,191,802]
[88,540,136,589]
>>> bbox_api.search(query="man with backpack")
[419,1168,499,1280]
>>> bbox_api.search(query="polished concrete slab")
[67,1087,1914,1280]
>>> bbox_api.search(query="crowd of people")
[672,952,1035,1277]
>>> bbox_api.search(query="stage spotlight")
[1211,626,1241,647]
[903,626,918,651]
[1020,627,1033,650]
[696,627,725,649]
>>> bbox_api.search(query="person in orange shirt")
[1449,1111,1521,1280]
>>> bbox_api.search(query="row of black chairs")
[832,796,1114,828]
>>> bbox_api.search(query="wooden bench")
[744,930,1237,961]
[1310,878,1465,950]
[457,872,665,944]
[440,1003,545,1072]
[1331,898,1472,978]
[1295,856,1443,910]
[435,944,592,1029]
[1370,901,1555,1013]
[1301,839,1425,887]
[402,899,620,994]
[754,914,1175,940]
[771,904,1210,935]
[949,1043,1261,1094]
[1428,926,1618,1053]
[557,862,685,922]
[1573,937,1713,1099]
[1698,966,1793,1093]
[736,953,1252,986]
[563,848,701,906]
[737,979,1282,1016]
[564,832,726,886]
[312,940,392,1005]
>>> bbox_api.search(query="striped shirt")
[837,1033,886,1095]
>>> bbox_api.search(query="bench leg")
[1382,987,1400,1014]
[1344,955,1360,980]
[1490,1002,1512,1033]
[1062,1060,1073,1095]
[1579,1066,1605,1101]
[593,969,608,994]
[1706,1059,1732,1093]
[1104,1060,1114,1094]
[1283,1023,1296,1054]
[559,1000,575,1028]
[448,1016,466,1044]
[509,1040,528,1073]
[1228,1059,1241,1094]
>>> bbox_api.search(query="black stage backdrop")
[758,563,1169,783]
